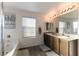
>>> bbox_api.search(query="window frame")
[59,21,65,34]
[22,16,36,38]
[73,21,78,34]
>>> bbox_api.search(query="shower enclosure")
[0,2,5,56]
[0,2,17,56]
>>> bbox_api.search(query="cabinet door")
[70,40,77,56]
[48,35,52,48]
[44,34,48,46]
[53,37,59,54]
[60,39,68,56]
[50,36,54,50]
[44,34,50,47]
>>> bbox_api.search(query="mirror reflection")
[57,10,78,35]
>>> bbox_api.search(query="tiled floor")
[17,45,59,56]
[46,51,59,56]
[17,49,29,56]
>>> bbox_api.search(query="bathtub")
[5,42,18,56]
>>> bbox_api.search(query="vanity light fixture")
[45,3,77,22]
[61,5,75,14]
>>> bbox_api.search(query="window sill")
[23,36,36,38]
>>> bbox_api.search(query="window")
[59,21,65,34]
[73,21,78,34]
[22,17,36,37]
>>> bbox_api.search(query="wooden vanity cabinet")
[69,40,78,56]
[59,39,77,56]
[59,39,69,56]
[44,33,48,47]
[44,33,60,54]
[44,33,78,56]
[50,36,54,50]
[49,36,54,49]
[44,33,51,48]
[53,37,59,54]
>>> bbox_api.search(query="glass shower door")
[0,2,5,56]
[0,14,1,56]
[0,2,17,56]
[0,3,2,56]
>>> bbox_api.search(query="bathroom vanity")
[44,32,78,56]
[44,10,79,56]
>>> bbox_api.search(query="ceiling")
[0,2,62,14]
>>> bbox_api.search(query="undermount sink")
[62,35,70,37]
[61,34,79,39]
[46,32,79,40]
[58,33,70,37]
[57,36,69,38]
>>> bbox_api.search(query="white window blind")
[73,21,78,34]
[22,17,36,37]
[59,22,65,34]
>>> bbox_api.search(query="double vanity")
[44,10,79,56]
[44,32,78,56]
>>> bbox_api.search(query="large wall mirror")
[46,22,53,32]
[57,10,78,35]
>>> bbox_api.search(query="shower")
[0,2,4,56]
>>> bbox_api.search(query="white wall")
[4,8,45,50]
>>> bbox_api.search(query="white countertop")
[45,33,79,41]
